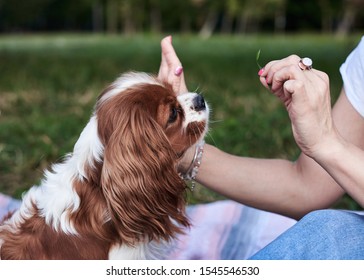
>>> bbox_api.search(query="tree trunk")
[180,13,191,34]
[92,0,104,32]
[106,0,118,34]
[121,1,136,34]
[221,12,233,34]
[318,0,333,33]
[236,13,248,34]
[150,6,162,33]
[199,10,219,39]
[336,5,357,36]
[274,10,286,34]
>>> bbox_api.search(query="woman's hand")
[158,36,195,173]
[158,36,188,94]
[258,55,340,159]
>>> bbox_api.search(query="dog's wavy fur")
[0,72,208,259]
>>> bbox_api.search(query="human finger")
[270,64,304,93]
[158,36,172,79]
[159,36,183,78]
[259,55,301,85]
[281,69,329,108]
[158,36,188,93]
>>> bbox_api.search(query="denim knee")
[250,209,364,259]
[301,209,345,222]
[300,209,362,230]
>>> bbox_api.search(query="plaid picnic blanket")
[167,200,296,259]
[0,193,21,220]
[0,193,296,259]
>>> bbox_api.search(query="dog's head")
[76,72,209,245]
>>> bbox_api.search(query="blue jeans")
[249,209,364,260]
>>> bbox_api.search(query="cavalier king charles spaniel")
[0,72,209,259]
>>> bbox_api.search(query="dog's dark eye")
[168,107,178,124]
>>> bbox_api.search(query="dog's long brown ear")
[99,100,189,246]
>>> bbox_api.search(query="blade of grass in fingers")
[256,49,262,69]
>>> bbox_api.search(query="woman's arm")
[196,89,364,220]
[158,37,364,220]
[310,89,364,207]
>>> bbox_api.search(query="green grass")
[0,33,362,209]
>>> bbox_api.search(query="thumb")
[283,79,305,102]
[158,36,188,94]
[159,36,182,76]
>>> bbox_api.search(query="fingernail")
[174,66,183,76]
[258,68,265,76]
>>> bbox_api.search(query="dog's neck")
[26,116,104,233]
[72,115,104,180]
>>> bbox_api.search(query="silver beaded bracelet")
[180,140,205,190]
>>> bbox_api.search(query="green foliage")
[0,33,362,210]
[0,0,363,33]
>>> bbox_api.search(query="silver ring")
[298,57,313,70]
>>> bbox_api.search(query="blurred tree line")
[0,0,363,36]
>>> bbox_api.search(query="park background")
[0,0,363,210]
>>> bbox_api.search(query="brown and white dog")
[0,72,209,259]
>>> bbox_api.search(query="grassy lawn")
[0,33,362,209]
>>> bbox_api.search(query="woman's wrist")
[178,145,196,174]
[310,129,347,166]
[179,140,206,189]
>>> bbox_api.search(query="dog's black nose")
[192,95,206,111]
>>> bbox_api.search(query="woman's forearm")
[196,144,344,219]
[195,91,364,219]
